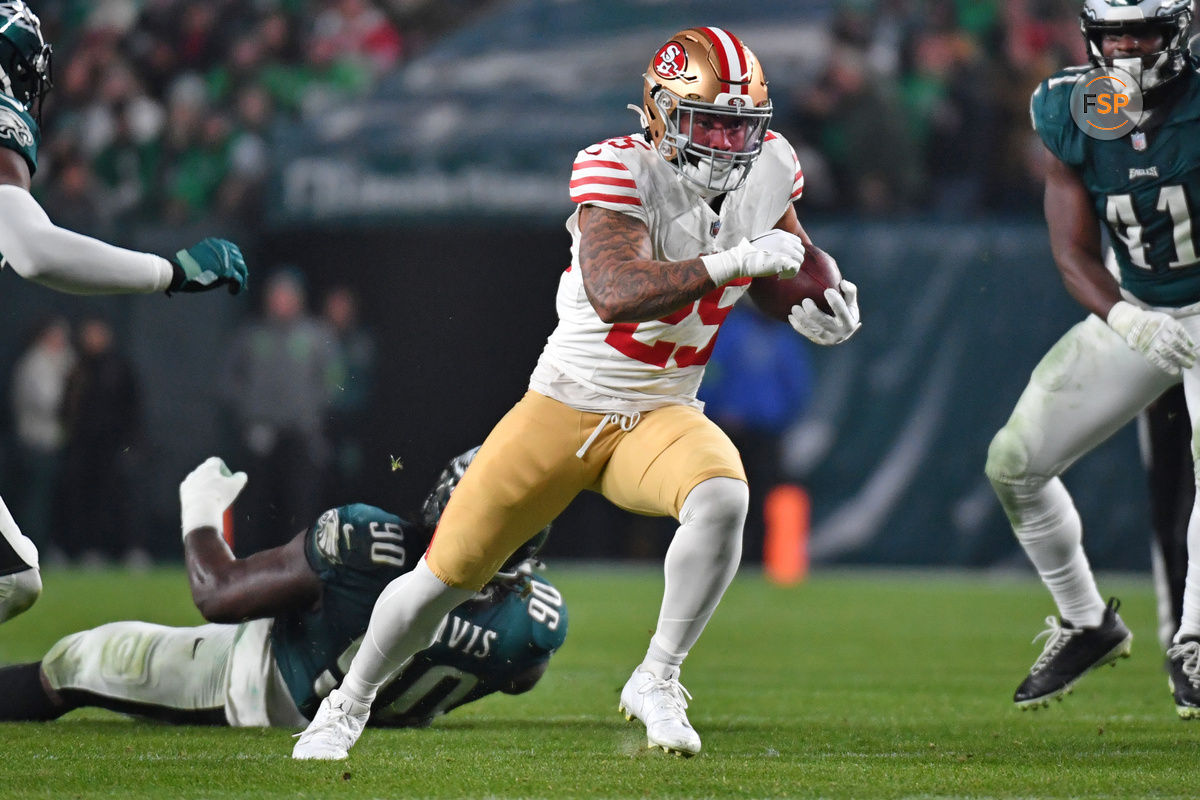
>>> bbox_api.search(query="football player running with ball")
[0,1,249,625]
[0,449,567,728]
[293,26,860,760]
[986,0,1200,717]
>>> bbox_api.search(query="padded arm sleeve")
[0,185,173,294]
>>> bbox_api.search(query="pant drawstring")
[576,411,641,459]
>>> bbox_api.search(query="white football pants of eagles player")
[986,310,1200,635]
[0,492,41,624]
[39,617,307,726]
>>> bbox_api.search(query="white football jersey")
[528,130,804,413]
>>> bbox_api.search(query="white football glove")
[789,279,861,346]
[179,456,247,540]
[1107,300,1197,375]
[701,230,805,285]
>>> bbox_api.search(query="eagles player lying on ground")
[0,0,249,626]
[0,450,567,728]
[985,0,1200,717]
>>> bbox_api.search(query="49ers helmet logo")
[653,42,687,79]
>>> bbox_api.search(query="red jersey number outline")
[604,279,750,368]
[583,136,652,155]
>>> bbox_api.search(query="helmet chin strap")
[1110,52,1173,93]
[627,103,650,129]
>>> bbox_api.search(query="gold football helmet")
[641,27,771,195]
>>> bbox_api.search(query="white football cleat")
[292,689,370,760]
[619,667,702,756]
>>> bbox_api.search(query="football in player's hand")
[747,244,843,321]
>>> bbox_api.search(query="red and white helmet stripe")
[698,26,750,94]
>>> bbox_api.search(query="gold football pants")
[426,391,746,589]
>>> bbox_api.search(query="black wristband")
[167,260,185,294]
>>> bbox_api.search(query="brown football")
[746,244,842,322]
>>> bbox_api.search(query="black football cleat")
[1166,636,1200,720]
[1013,598,1132,709]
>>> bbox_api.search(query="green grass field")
[1,565,1197,799]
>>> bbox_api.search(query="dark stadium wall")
[258,223,569,516]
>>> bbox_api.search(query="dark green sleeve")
[368,575,568,727]
[304,503,423,585]
[0,95,39,174]
[1030,72,1086,168]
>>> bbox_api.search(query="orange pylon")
[763,484,809,585]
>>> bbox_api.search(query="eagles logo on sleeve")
[312,508,345,565]
[0,104,31,146]
[0,95,38,172]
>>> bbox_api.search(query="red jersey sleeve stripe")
[571,192,641,205]
[569,175,637,189]
[791,171,805,199]
[573,159,629,172]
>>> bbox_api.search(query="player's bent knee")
[681,477,749,529]
[0,567,41,624]
[985,426,1030,486]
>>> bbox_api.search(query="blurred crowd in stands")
[30,0,497,231]
[6,277,377,567]
[28,0,1091,226]
[778,0,1086,217]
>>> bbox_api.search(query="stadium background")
[0,0,1150,570]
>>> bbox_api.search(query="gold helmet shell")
[641,27,771,193]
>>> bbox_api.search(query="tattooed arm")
[577,205,716,323]
[578,204,808,323]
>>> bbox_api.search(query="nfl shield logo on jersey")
[710,219,721,237]
[1131,131,1147,151]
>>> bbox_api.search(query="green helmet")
[1080,0,1193,94]
[0,1,51,117]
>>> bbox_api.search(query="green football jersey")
[271,503,428,717]
[271,503,568,722]
[0,92,39,174]
[1031,63,1200,306]
[371,573,568,727]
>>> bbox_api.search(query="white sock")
[1006,478,1105,627]
[1175,502,1200,641]
[339,558,473,706]
[644,477,747,674]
